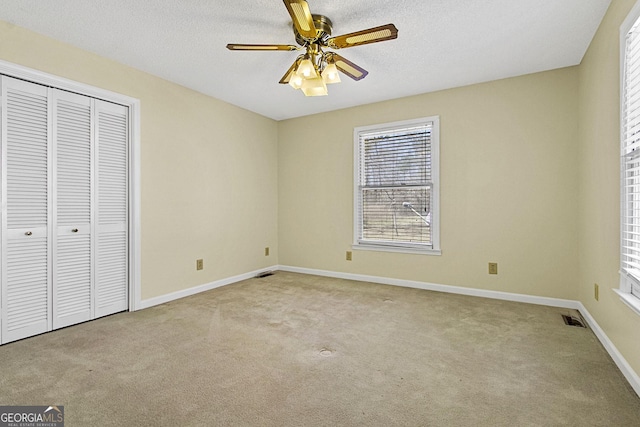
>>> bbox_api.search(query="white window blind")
[621,12,640,301]
[354,117,439,252]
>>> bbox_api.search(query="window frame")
[618,0,640,316]
[353,116,441,255]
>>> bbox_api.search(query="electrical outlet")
[346,251,352,261]
[594,283,599,301]
[196,259,203,271]
[265,247,270,256]
[488,262,498,274]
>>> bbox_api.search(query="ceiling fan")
[226,0,398,96]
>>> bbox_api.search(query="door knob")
[25,231,32,236]
[72,228,78,233]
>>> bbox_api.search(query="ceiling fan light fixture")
[321,62,341,84]
[289,73,304,89]
[228,0,398,97]
[296,58,317,78]
[301,76,328,96]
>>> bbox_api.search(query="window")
[619,2,640,315]
[354,117,440,254]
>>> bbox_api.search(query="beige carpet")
[1,272,639,426]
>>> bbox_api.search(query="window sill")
[613,288,640,317]
[353,243,441,256]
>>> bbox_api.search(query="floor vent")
[255,271,274,278]
[561,314,586,328]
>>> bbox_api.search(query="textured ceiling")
[0,0,611,120]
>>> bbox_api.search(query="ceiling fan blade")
[327,24,398,49]
[332,54,369,81]
[279,58,301,84]
[283,0,317,40]
[226,44,299,51]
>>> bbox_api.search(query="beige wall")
[0,21,279,300]
[578,0,640,376]
[278,68,580,300]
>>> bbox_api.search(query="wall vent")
[255,271,274,278]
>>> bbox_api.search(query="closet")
[0,75,129,344]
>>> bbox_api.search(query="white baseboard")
[277,264,640,396]
[577,302,640,397]
[278,265,580,309]
[138,265,278,309]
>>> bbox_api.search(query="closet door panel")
[1,77,51,344]
[95,100,128,317]
[0,76,130,344]
[52,91,93,329]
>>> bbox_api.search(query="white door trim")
[0,59,142,312]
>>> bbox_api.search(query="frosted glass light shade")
[289,73,303,89]
[296,59,317,79]
[321,63,341,84]
[301,76,328,96]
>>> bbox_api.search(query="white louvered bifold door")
[0,78,129,344]
[1,77,52,344]
[94,100,128,318]
[52,90,93,329]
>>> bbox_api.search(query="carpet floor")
[1,272,639,426]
